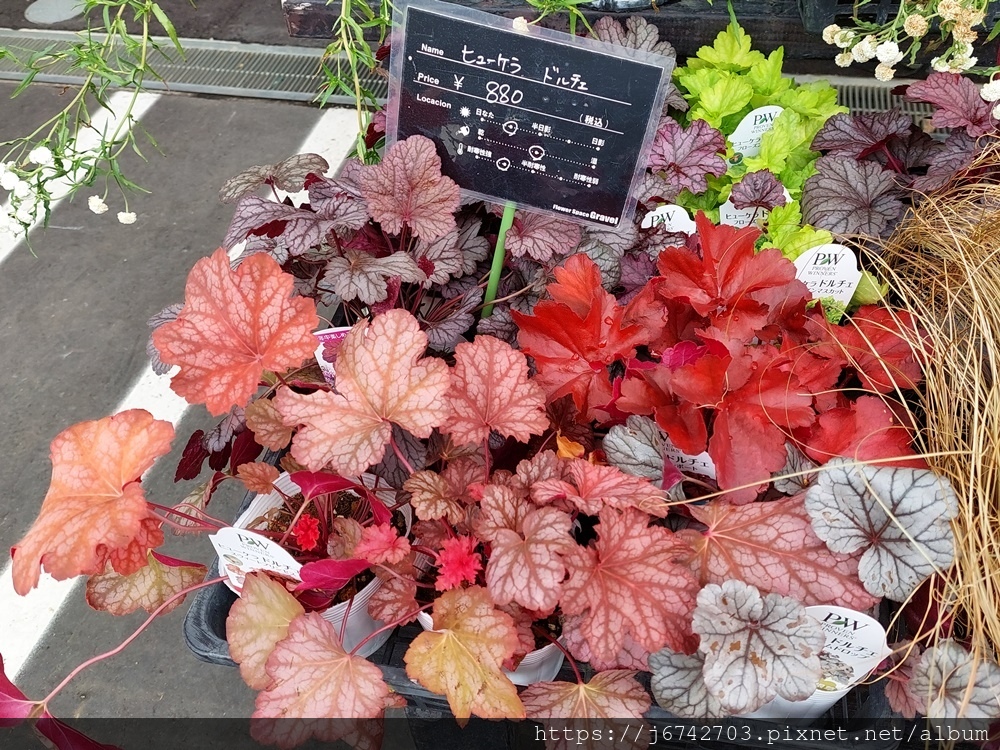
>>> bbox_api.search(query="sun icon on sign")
[459,106,471,118]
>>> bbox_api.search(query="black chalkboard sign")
[386,0,673,228]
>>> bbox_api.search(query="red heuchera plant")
[2,128,968,745]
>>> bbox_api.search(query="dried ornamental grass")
[869,140,1000,668]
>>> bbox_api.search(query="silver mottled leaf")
[908,639,1000,718]
[204,406,246,453]
[649,648,729,719]
[592,16,676,59]
[477,305,518,345]
[322,249,426,304]
[224,195,335,256]
[604,416,665,483]
[219,153,330,203]
[413,226,463,286]
[309,175,370,232]
[693,580,824,715]
[424,287,483,353]
[804,458,958,601]
[578,235,624,289]
[147,302,182,376]
[772,442,817,494]
[456,216,490,276]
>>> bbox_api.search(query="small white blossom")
[822,24,842,44]
[876,40,903,64]
[15,202,37,224]
[28,146,53,166]
[931,56,951,72]
[981,80,1000,101]
[833,29,856,48]
[938,0,962,22]
[835,51,854,67]
[12,180,31,199]
[117,211,136,225]
[993,102,1000,119]
[0,171,20,191]
[875,63,896,81]
[88,195,109,214]
[512,16,529,33]
[852,35,878,62]
[903,14,929,38]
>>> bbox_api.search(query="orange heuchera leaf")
[367,575,419,626]
[237,461,280,494]
[245,398,293,451]
[353,523,410,565]
[85,551,206,616]
[275,309,450,474]
[474,484,533,543]
[561,508,699,663]
[445,335,548,446]
[521,670,651,750]
[678,496,877,610]
[253,613,392,747]
[486,506,575,614]
[403,470,465,524]
[12,410,174,595]
[358,135,461,242]
[152,248,319,416]
[228,572,305,690]
[404,586,525,722]
[533,460,670,518]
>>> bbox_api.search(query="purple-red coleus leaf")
[905,73,997,137]
[647,118,727,197]
[289,471,391,525]
[0,655,38,726]
[730,170,787,211]
[296,558,372,593]
[801,156,904,237]
[811,110,913,159]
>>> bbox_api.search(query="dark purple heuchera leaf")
[619,252,658,304]
[730,170,787,211]
[146,303,182,376]
[647,118,727,196]
[423,286,484,353]
[884,130,937,174]
[905,73,997,137]
[477,305,518,345]
[219,153,330,204]
[912,131,981,192]
[175,430,209,482]
[802,157,904,236]
[812,110,913,159]
[371,425,428,488]
[224,196,337,256]
[633,171,678,205]
[229,428,263,472]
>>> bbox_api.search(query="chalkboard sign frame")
[384,0,675,229]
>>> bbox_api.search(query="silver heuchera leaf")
[693,580,824,715]
[649,648,729,719]
[146,303,182,376]
[424,287,483,353]
[908,639,1000,718]
[771,443,817,494]
[218,153,330,204]
[604,416,665,483]
[456,216,489,276]
[204,406,246,453]
[804,458,958,601]
[322,249,426,305]
[578,235,623,289]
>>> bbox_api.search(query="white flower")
[0,171,20,191]
[950,55,977,71]
[938,0,962,22]
[512,16,529,33]
[15,202,37,224]
[954,41,975,57]
[833,29,856,48]
[903,14,929,38]
[28,146,53,166]
[876,40,903,64]
[117,211,136,225]
[835,51,853,67]
[993,102,1000,119]
[822,24,842,44]
[875,63,896,81]
[931,56,951,72]
[852,35,878,62]
[12,180,31,199]
[88,195,109,214]
[981,80,1000,101]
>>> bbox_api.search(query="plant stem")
[482,201,517,317]
[535,626,583,684]
[42,576,224,706]
[389,433,416,475]
[147,501,226,530]
[349,602,433,657]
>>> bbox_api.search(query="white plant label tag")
[663,440,716,479]
[313,326,352,385]
[640,203,697,234]
[210,527,303,593]
[793,243,862,316]
[805,605,891,691]
[729,105,784,161]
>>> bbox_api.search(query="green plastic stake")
[482,200,516,318]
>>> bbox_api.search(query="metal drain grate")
[0,28,388,104]
[0,28,933,126]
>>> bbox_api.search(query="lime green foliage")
[851,270,888,306]
[672,16,845,259]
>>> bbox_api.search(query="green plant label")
[386,0,673,227]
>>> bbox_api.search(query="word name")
[420,43,443,56]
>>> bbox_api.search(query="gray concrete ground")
[0,81,351,722]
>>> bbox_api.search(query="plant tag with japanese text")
[313,326,352,385]
[210,527,303,593]
[729,105,783,162]
[663,440,716,479]
[793,243,862,319]
[641,203,697,233]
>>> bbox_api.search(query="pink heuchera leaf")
[560,507,699,663]
[0,654,38,726]
[905,73,997,137]
[12,410,173,595]
[227,572,305,690]
[503,209,582,262]
[367,575,419,626]
[358,135,460,242]
[678,496,877,610]
[403,470,466,524]
[85,551,206,616]
[883,640,923,719]
[521,671,650,750]
[404,586,525,722]
[647,118,727,197]
[152,248,319,415]
[253,612,393,741]
[486,506,575,613]
[353,523,410,565]
[444,335,548,447]
[561,613,651,671]
[275,309,450,474]
[475,484,533,542]
[561,460,671,517]
[435,535,482,591]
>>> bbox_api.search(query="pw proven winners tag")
[210,528,303,593]
[729,105,783,162]
[794,244,862,321]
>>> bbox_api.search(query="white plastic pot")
[416,610,565,686]
[225,472,401,658]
